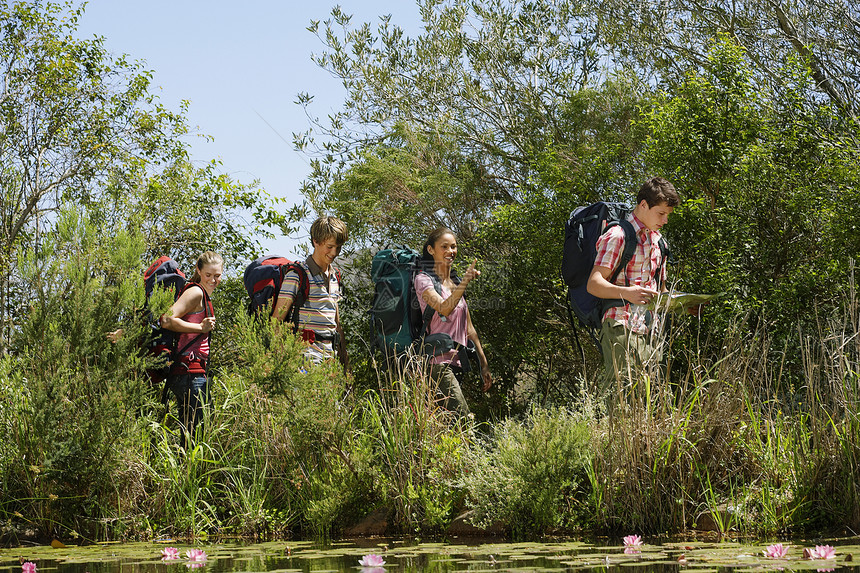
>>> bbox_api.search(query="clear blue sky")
[75,1,420,258]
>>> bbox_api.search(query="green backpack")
[370,246,429,354]
[369,246,475,366]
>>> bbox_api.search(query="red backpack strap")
[178,282,213,316]
[172,282,214,357]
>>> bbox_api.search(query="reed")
[363,352,471,532]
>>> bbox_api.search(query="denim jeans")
[169,373,209,448]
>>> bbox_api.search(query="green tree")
[593,0,860,121]
[298,0,603,220]
[2,207,150,536]
[639,38,860,372]
[0,1,300,349]
[324,122,499,247]
[99,156,301,274]
[0,1,179,348]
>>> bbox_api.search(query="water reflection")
[2,539,859,573]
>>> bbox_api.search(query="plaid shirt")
[593,214,667,334]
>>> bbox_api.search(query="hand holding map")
[647,292,721,314]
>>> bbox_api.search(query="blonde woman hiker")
[161,251,223,448]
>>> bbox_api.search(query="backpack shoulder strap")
[173,282,213,357]
[607,219,638,286]
[331,265,344,299]
[178,282,212,315]
[197,282,215,318]
[654,237,670,289]
[416,270,440,338]
[281,262,309,332]
[290,262,310,304]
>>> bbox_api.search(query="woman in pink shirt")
[161,251,222,448]
[414,228,492,417]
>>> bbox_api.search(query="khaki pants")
[430,364,470,417]
[598,320,662,401]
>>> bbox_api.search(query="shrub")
[463,405,592,536]
[363,356,472,533]
[0,211,150,538]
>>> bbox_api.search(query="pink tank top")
[175,309,210,373]
[414,272,468,366]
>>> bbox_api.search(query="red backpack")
[243,255,310,331]
[143,256,186,384]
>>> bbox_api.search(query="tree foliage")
[300,0,860,400]
[298,0,603,221]
[594,0,860,121]
[0,0,172,345]
[640,39,860,338]
[0,1,299,349]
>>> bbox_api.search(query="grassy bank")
[1,241,859,542]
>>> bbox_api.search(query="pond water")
[2,538,859,573]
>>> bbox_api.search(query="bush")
[362,356,472,533]
[0,211,150,538]
[463,405,592,536]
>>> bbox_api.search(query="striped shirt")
[593,213,667,334]
[278,256,341,363]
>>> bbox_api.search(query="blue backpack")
[561,201,668,333]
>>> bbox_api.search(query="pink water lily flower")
[22,562,37,573]
[161,547,180,560]
[623,535,643,547]
[358,554,386,567]
[764,543,789,558]
[185,549,207,562]
[812,545,837,560]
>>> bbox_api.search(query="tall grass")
[362,354,471,532]
[4,219,860,540]
[583,291,860,536]
[800,267,860,529]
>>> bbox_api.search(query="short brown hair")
[310,216,348,246]
[637,176,680,208]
